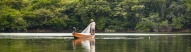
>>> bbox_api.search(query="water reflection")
[73,38,95,52]
[0,35,190,52]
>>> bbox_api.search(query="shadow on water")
[73,38,95,52]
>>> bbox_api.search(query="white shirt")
[90,22,96,28]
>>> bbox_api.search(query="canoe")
[73,32,94,38]
[72,27,94,39]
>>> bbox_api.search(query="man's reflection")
[73,38,95,52]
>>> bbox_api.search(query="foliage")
[135,13,159,32]
[0,0,191,32]
[46,17,67,30]
[171,17,183,29]
[0,7,27,31]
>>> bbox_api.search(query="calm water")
[0,33,191,52]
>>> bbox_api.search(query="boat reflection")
[73,38,95,52]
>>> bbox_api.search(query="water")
[0,33,191,52]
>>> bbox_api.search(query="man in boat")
[90,19,96,35]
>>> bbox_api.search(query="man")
[90,19,96,35]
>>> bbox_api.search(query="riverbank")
[0,29,190,33]
[1,33,190,37]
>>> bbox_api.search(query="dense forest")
[0,0,191,32]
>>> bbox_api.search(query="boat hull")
[73,32,94,39]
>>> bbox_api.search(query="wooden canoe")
[72,32,94,39]
[72,27,94,39]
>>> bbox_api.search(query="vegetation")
[0,0,191,32]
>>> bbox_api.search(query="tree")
[0,7,27,32]
[171,17,183,29]
[46,17,67,30]
[135,13,159,32]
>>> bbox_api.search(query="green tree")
[171,17,183,29]
[0,7,27,31]
[135,13,159,32]
[46,17,67,30]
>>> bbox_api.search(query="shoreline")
[0,29,190,33]
[0,33,190,37]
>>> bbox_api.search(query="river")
[0,33,190,52]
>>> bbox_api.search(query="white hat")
[91,19,94,22]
